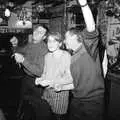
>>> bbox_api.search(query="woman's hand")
[54,84,62,92]
[35,79,52,87]
[39,80,51,87]
[35,77,43,85]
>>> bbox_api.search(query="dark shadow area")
[0,33,24,120]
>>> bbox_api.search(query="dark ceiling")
[0,0,64,5]
[0,0,102,6]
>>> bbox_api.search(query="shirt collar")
[72,45,83,55]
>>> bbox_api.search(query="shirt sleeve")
[82,28,99,60]
[40,54,48,80]
[22,55,44,77]
[22,42,48,77]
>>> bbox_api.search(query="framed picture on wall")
[107,17,120,71]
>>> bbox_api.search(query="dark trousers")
[20,74,43,98]
[51,113,67,120]
[69,96,105,120]
[17,74,52,120]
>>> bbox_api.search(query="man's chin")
[33,41,39,44]
[48,49,55,52]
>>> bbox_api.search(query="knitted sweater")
[41,50,74,91]
[16,41,48,77]
[71,29,104,99]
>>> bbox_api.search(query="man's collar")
[72,45,83,55]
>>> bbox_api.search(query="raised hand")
[35,78,52,87]
[78,0,87,6]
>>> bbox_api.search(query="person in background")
[12,26,52,120]
[35,32,74,120]
[0,109,6,120]
[64,0,105,120]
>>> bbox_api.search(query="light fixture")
[0,18,3,23]
[15,7,32,28]
[5,8,11,17]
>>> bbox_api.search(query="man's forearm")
[22,59,43,77]
[78,0,95,32]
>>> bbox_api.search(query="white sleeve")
[102,50,108,78]
[40,54,48,80]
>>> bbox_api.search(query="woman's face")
[47,36,60,52]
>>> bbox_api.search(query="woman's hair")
[67,27,83,43]
[47,32,62,43]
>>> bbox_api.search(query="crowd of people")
[10,0,105,120]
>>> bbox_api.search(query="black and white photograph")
[0,0,120,120]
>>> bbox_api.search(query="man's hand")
[35,77,43,85]
[78,0,87,6]
[14,53,24,63]
[40,80,52,87]
[35,79,52,87]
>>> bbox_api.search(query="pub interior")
[0,0,120,120]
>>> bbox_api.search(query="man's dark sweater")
[70,29,104,100]
[18,40,48,77]
[16,40,48,98]
[16,41,51,120]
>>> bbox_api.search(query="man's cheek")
[66,44,69,49]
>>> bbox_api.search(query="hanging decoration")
[15,7,32,28]
[106,0,120,21]
[5,8,11,17]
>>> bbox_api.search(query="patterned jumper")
[41,50,73,114]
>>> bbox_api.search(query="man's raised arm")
[78,0,95,32]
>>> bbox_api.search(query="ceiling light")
[5,8,11,17]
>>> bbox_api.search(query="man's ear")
[43,35,46,40]
[59,42,62,47]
